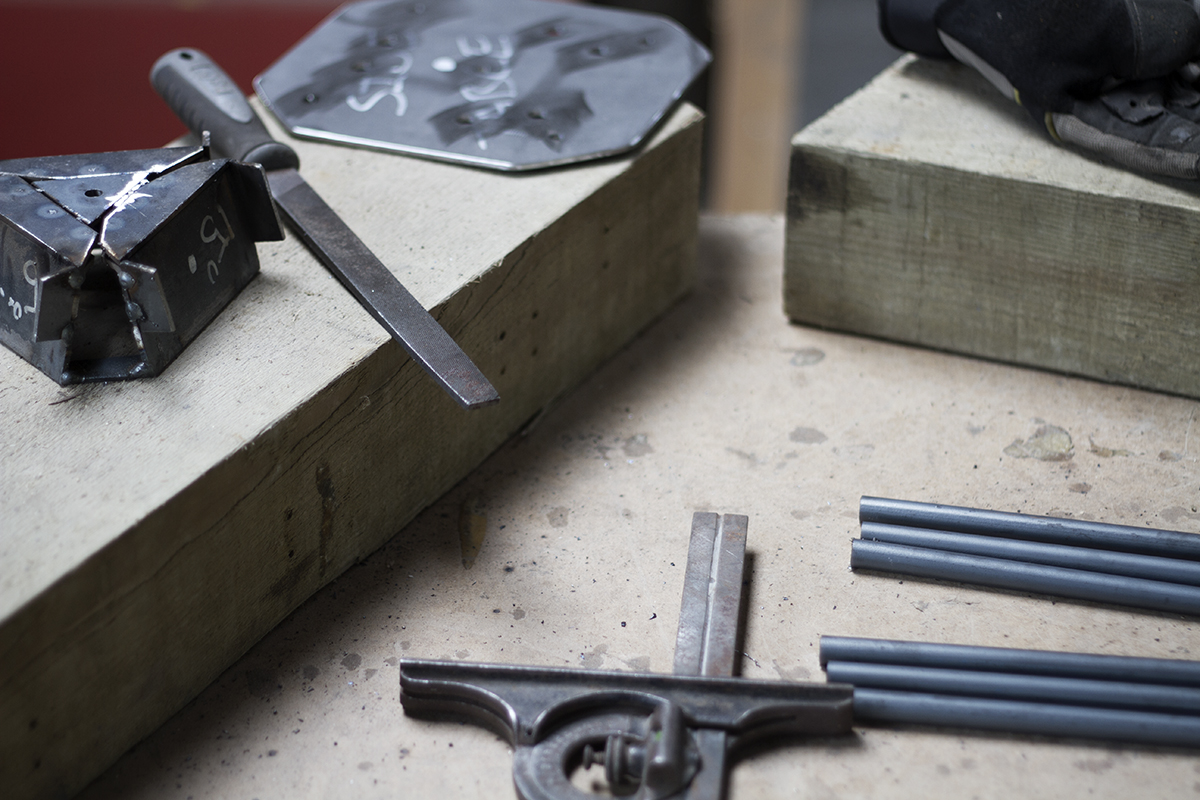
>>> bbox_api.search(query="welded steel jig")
[401,513,854,799]
[0,143,281,384]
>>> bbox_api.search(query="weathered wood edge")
[2,108,703,800]
[784,138,1200,398]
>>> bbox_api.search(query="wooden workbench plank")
[785,55,1200,398]
[78,215,1200,800]
[0,102,703,800]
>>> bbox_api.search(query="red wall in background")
[0,3,341,159]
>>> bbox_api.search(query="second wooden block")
[786,56,1200,398]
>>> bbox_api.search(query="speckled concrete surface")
[80,214,1200,799]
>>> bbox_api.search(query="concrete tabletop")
[81,214,1200,799]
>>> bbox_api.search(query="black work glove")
[880,0,1200,179]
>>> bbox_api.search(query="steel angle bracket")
[0,144,282,384]
[401,513,854,800]
[255,0,711,171]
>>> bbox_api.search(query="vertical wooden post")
[708,0,805,212]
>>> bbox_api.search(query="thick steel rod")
[850,539,1200,616]
[819,636,1200,686]
[824,661,1200,714]
[859,496,1200,560]
[861,522,1200,587]
[674,512,748,679]
[851,689,1200,748]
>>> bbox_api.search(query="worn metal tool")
[401,513,854,799]
[254,0,711,171]
[0,142,281,384]
[151,48,499,410]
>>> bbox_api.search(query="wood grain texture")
[0,101,703,800]
[785,56,1200,397]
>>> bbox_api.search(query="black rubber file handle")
[151,48,300,171]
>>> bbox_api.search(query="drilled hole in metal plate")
[457,115,472,125]
[527,109,544,120]
[84,189,103,198]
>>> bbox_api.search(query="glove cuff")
[878,0,952,58]
[1051,111,1200,179]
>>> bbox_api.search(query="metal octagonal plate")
[254,0,710,171]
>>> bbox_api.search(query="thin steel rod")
[819,636,1200,686]
[859,496,1200,560]
[851,688,1200,748]
[824,661,1200,714]
[861,521,1200,587]
[850,539,1200,616]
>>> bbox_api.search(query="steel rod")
[859,496,1200,560]
[851,689,1200,748]
[819,636,1200,686]
[824,661,1200,714]
[861,522,1200,587]
[850,539,1200,616]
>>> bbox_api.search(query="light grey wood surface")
[0,101,703,800]
[80,215,1200,800]
[785,55,1200,398]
